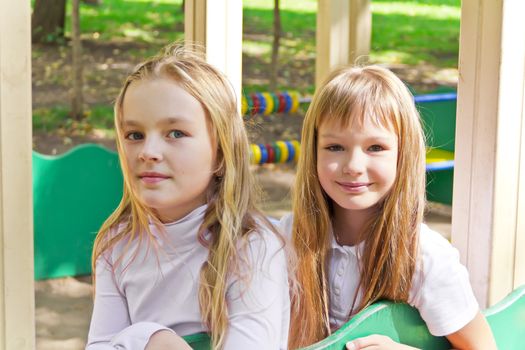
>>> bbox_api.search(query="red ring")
[278,93,286,113]
[251,93,260,115]
[266,144,275,163]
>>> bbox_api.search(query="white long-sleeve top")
[87,205,290,349]
[279,214,478,337]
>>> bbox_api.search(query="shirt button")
[334,287,340,296]
[337,266,344,276]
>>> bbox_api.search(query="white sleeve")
[410,225,479,337]
[86,256,172,350]
[223,231,290,350]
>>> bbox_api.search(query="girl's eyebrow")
[122,116,191,127]
[121,120,141,127]
[318,132,342,139]
[318,132,396,143]
[163,116,192,124]
[367,135,396,142]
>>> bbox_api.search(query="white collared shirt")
[279,214,478,337]
[87,205,290,349]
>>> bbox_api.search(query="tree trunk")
[71,0,84,120]
[32,0,66,44]
[270,0,281,91]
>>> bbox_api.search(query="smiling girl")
[282,66,496,350]
[86,45,290,350]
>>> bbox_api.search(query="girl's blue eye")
[125,132,143,141]
[368,144,384,152]
[326,145,344,152]
[168,130,186,139]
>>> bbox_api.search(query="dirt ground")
[32,38,457,349]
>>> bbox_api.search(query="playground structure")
[1,1,525,349]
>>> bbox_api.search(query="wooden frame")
[315,0,371,87]
[452,0,525,307]
[0,0,35,349]
[184,0,243,111]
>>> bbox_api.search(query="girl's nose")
[342,150,365,175]
[139,138,163,162]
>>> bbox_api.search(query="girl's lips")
[139,172,170,184]
[140,176,168,184]
[336,181,370,193]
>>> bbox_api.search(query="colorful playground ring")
[241,95,248,116]
[247,141,456,172]
[262,92,274,115]
[258,144,268,164]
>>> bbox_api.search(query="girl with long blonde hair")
[87,45,289,350]
[283,66,495,349]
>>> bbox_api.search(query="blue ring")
[258,144,268,164]
[256,92,266,115]
[283,92,292,113]
[285,141,295,162]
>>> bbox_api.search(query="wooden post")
[452,0,525,307]
[315,0,371,87]
[0,0,35,349]
[184,0,243,111]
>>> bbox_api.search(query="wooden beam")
[184,0,243,111]
[0,0,35,349]
[315,0,371,87]
[452,0,525,307]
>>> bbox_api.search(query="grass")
[33,104,114,132]
[64,0,185,43]
[58,0,459,67]
[33,0,461,132]
[370,0,460,66]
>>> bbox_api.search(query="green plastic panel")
[417,88,457,205]
[426,168,453,205]
[425,148,453,206]
[182,333,211,350]
[417,88,457,153]
[180,285,525,350]
[306,284,525,350]
[484,285,525,349]
[33,144,123,280]
[302,302,450,350]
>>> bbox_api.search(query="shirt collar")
[329,225,365,257]
[149,204,208,247]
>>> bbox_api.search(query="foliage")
[63,0,185,43]
[33,0,461,133]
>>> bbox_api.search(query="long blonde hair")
[92,44,269,349]
[289,66,426,348]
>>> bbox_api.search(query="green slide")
[183,285,525,349]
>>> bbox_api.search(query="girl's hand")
[145,330,192,350]
[346,335,419,350]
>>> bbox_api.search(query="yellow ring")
[276,141,289,163]
[262,92,274,115]
[291,140,301,163]
[241,95,248,116]
[290,91,300,113]
[250,144,261,165]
